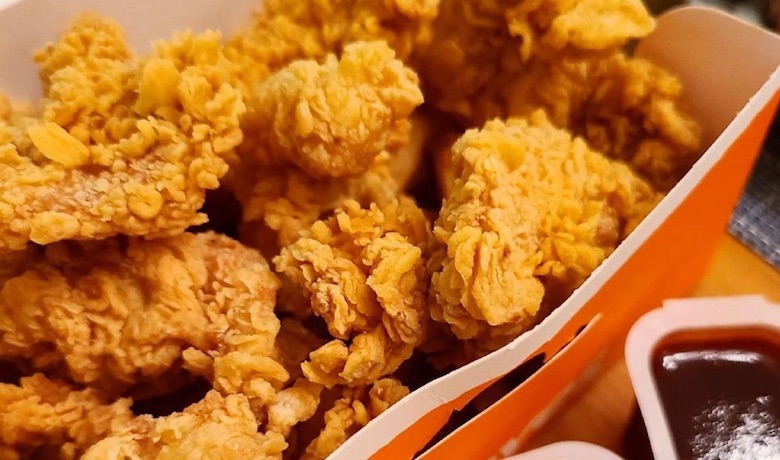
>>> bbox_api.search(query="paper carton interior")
[1,2,779,460]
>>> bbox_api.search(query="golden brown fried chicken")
[241,41,423,178]
[302,378,409,460]
[236,156,401,259]
[501,52,702,190]
[0,232,284,401]
[227,0,440,94]
[83,391,287,460]
[414,0,653,121]
[415,0,700,190]
[429,112,661,347]
[274,199,431,387]
[0,373,133,459]
[273,319,329,381]
[0,15,244,250]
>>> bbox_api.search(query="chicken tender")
[240,41,422,178]
[0,15,244,250]
[0,373,133,459]
[83,391,287,460]
[302,378,409,460]
[429,112,661,344]
[274,199,431,387]
[0,232,283,400]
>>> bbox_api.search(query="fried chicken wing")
[83,391,287,460]
[301,378,409,460]
[0,15,244,250]
[429,112,661,345]
[0,373,132,459]
[241,41,423,178]
[274,199,431,387]
[0,232,283,399]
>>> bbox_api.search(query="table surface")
[522,233,780,455]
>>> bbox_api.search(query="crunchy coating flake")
[0,374,133,459]
[429,112,661,343]
[0,15,244,250]
[0,232,282,398]
[302,378,409,460]
[82,391,287,460]
[242,41,423,178]
[274,199,431,387]
[273,319,328,381]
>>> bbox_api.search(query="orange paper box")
[1,2,779,459]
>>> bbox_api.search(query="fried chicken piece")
[414,0,653,122]
[227,0,440,94]
[236,156,400,259]
[0,15,244,250]
[302,378,409,460]
[273,319,329,381]
[0,232,284,400]
[501,52,702,190]
[0,373,132,459]
[240,41,423,178]
[274,199,431,387]
[266,379,324,439]
[83,391,287,460]
[429,112,662,344]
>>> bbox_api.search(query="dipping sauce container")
[626,296,780,460]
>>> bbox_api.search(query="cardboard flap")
[637,6,780,145]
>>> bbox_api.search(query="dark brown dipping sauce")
[653,336,780,460]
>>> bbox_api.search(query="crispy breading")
[274,199,431,387]
[499,52,702,190]
[226,0,440,94]
[0,232,283,399]
[82,391,287,460]
[0,15,245,250]
[241,41,423,178]
[236,156,401,259]
[0,374,132,459]
[302,378,409,460]
[429,112,661,343]
[414,0,653,121]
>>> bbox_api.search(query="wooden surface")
[521,234,780,455]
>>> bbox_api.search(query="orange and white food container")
[2,1,780,459]
[506,441,623,460]
[625,296,780,460]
